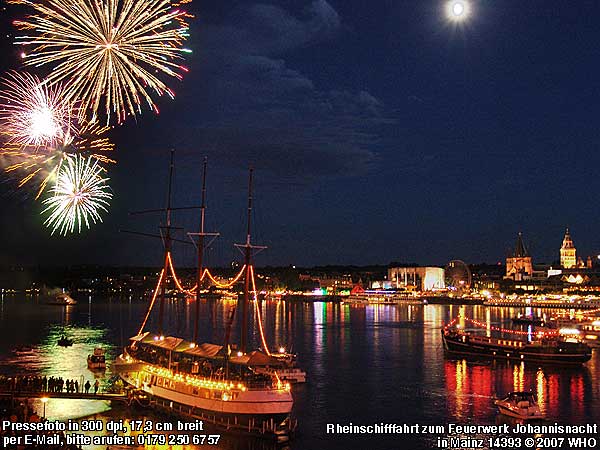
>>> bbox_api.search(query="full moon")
[446,0,470,22]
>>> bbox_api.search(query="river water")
[0,294,598,450]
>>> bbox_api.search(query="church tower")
[506,232,533,280]
[560,228,576,269]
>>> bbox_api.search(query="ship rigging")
[114,152,297,440]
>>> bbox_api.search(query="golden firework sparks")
[12,0,192,124]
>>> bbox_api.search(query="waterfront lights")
[278,347,286,354]
[236,351,243,357]
[446,0,470,22]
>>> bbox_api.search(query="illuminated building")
[560,228,577,269]
[505,233,532,280]
[387,266,445,291]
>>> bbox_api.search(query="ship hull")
[115,357,293,425]
[442,331,592,364]
[494,403,543,420]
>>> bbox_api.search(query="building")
[505,232,533,280]
[387,266,445,291]
[560,228,577,269]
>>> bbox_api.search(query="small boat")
[254,366,307,384]
[252,352,307,383]
[87,347,107,370]
[12,346,35,356]
[579,319,600,348]
[512,314,545,326]
[58,336,73,347]
[494,392,544,419]
[46,292,77,306]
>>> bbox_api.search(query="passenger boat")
[441,318,592,364]
[579,319,600,347]
[512,314,545,326]
[494,392,544,420]
[344,287,422,305]
[87,347,107,370]
[114,158,295,441]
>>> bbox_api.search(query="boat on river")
[442,318,592,365]
[88,347,107,370]
[12,346,35,356]
[252,350,306,383]
[45,292,77,306]
[494,392,544,420]
[114,157,295,441]
[512,314,545,326]
[58,336,73,347]
[580,319,600,347]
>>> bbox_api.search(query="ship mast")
[125,149,205,337]
[242,169,253,353]
[158,149,175,335]
[189,157,219,343]
[234,169,266,353]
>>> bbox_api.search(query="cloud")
[202,1,341,57]
[177,1,387,179]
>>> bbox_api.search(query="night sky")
[1,0,600,268]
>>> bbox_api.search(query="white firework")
[42,154,112,235]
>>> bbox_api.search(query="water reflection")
[0,297,599,450]
[444,357,595,425]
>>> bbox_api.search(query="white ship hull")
[114,355,293,420]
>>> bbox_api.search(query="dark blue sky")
[1,0,600,267]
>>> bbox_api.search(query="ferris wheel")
[445,260,472,290]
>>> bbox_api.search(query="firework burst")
[0,71,115,198]
[12,0,192,124]
[42,154,112,235]
[0,71,70,148]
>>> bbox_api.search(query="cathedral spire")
[505,232,532,280]
[514,232,529,257]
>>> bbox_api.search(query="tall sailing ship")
[114,154,295,440]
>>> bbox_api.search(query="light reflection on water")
[0,295,598,450]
